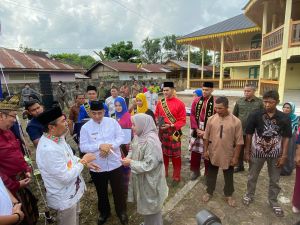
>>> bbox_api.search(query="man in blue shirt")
[25,100,44,147]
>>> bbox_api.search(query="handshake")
[99,144,113,158]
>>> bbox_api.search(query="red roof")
[0,47,84,73]
[86,61,170,75]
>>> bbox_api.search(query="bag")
[17,187,39,225]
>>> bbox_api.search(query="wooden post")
[212,51,216,79]
[219,37,224,90]
[258,1,269,95]
[187,45,191,89]
[201,48,205,79]
[278,0,292,103]
[272,14,277,30]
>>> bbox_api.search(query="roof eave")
[176,27,261,44]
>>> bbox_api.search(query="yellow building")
[177,0,300,102]
[244,0,300,102]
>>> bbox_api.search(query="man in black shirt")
[242,90,292,217]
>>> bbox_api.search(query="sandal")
[242,195,252,206]
[272,206,284,217]
[202,193,212,203]
[225,196,236,207]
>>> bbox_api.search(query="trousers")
[163,155,181,181]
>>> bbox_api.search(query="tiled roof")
[86,61,171,75]
[166,59,200,69]
[178,14,257,40]
[0,47,84,73]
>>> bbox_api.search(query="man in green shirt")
[97,81,108,101]
[233,84,264,173]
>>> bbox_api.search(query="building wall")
[0,71,75,84]
[286,63,300,89]
[231,67,251,79]
[229,32,261,51]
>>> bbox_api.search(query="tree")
[162,35,187,61]
[189,50,212,66]
[141,37,162,63]
[95,41,141,62]
[50,53,96,69]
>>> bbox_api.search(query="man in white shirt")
[80,100,128,225]
[145,85,158,112]
[36,106,99,225]
[105,86,120,117]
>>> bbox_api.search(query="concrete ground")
[163,161,299,225]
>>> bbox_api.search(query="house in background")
[177,14,262,90]
[164,59,225,79]
[85,61,170,81]
[244,0,300,102]
[0,47,85,84]
[177,0,300,102]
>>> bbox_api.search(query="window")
[9,73,38,81]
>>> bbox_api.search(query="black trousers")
[237,136,246,168]
[90,166,127,217]
[206,161,234,197]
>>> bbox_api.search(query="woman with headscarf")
[121,114,168,225]
[193,89,203,98]
[114,97,132,196]
[292,127,300,213]
[281,102,299,176]
[135,93,155,122]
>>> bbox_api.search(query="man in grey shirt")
[232,84,264,172]
[21,83,41,105]
[56,81,70,110]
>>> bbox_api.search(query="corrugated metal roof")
[166,60,200,69]
[86,61,171,75]
[0,47,84,73]
[178,14,257,40]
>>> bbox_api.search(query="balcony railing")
[263,25,284,54]
[224,49,261,63]
[190,78,259,89]
[290,20,300,47]
[259,79,279,96]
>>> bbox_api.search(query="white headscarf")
[132,114,161,147]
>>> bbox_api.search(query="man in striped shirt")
[242,90,292,217]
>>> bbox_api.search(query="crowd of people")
[0,79,299,225]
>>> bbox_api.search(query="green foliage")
[190,50,212,66]
[162,35,187,61]
[50,53,96,69]
[141,37,162,63]
[98,41,141,62]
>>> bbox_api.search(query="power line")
[110,0,171,35]
[2,0,61,16]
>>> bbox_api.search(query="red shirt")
[155,97,186,130]
[0,129,31,194]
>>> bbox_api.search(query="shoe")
[190,171,200,180]
[234,167,245,173]
[119,213,128,225]
[98,213,110,225]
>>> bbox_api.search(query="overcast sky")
[0,0,249,57]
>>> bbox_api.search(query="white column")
[201,48,205,79]
[219,37,224,89]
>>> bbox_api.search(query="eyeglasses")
[2,112,17,119]
[263,100,277,104]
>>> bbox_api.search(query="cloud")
[0,0,249,55]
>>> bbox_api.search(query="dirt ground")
[26,94,241,225]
